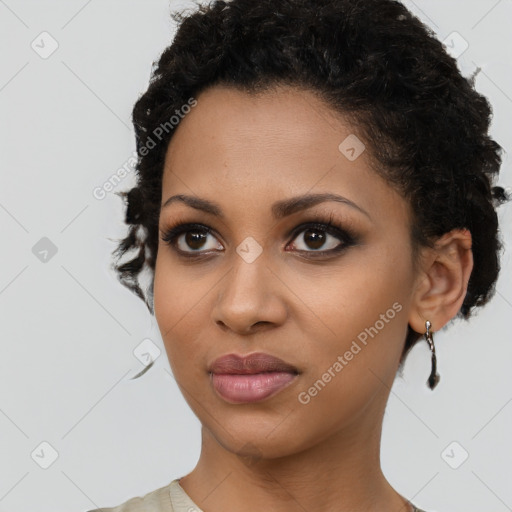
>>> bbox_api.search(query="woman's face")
[153,84,421,459]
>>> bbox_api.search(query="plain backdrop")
[1,1,511,511]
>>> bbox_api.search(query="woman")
[89,0,508,510]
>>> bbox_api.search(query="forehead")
[164,84,360,169]
[160,84,407,225]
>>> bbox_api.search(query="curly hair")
[111,0,509,369]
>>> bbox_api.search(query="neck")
[179,386,412,512]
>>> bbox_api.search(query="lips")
[208,352,299,375]
[209,352,299,404]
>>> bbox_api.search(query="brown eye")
[161,224,223,254]
[161,219,356,259]
[183,230,208,250]
[174,229,223,252]
[290,226,345,252]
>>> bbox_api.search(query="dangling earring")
[424,320,440,389]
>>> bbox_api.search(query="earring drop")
[424,320,440,389]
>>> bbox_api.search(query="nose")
[211,251,288,336]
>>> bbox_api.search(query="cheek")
[293,244,413,384]
[153,254,215,378]
[290,285,409,442]
[153,250,208,328]
[153,247,231,390]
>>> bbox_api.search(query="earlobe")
[408,228,473,334]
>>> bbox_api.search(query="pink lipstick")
[209,352,299,404]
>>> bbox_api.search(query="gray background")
[1,1,511,511]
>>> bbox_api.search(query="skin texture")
[153,84,473,512]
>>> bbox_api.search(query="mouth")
[208,352,300,404]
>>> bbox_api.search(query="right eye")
[161,223,224,256]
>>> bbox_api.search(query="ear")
[408,228,473,334]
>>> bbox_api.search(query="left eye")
[288,226,345,252]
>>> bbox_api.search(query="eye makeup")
[159,211,361,260]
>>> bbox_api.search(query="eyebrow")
[161,192,371,220]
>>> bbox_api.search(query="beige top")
[86,479,200,512]
[86,478,427,512]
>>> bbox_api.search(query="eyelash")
[160,212,358,259]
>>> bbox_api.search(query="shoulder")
[85,480,175,512]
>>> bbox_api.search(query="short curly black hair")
[112,0,509,369]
